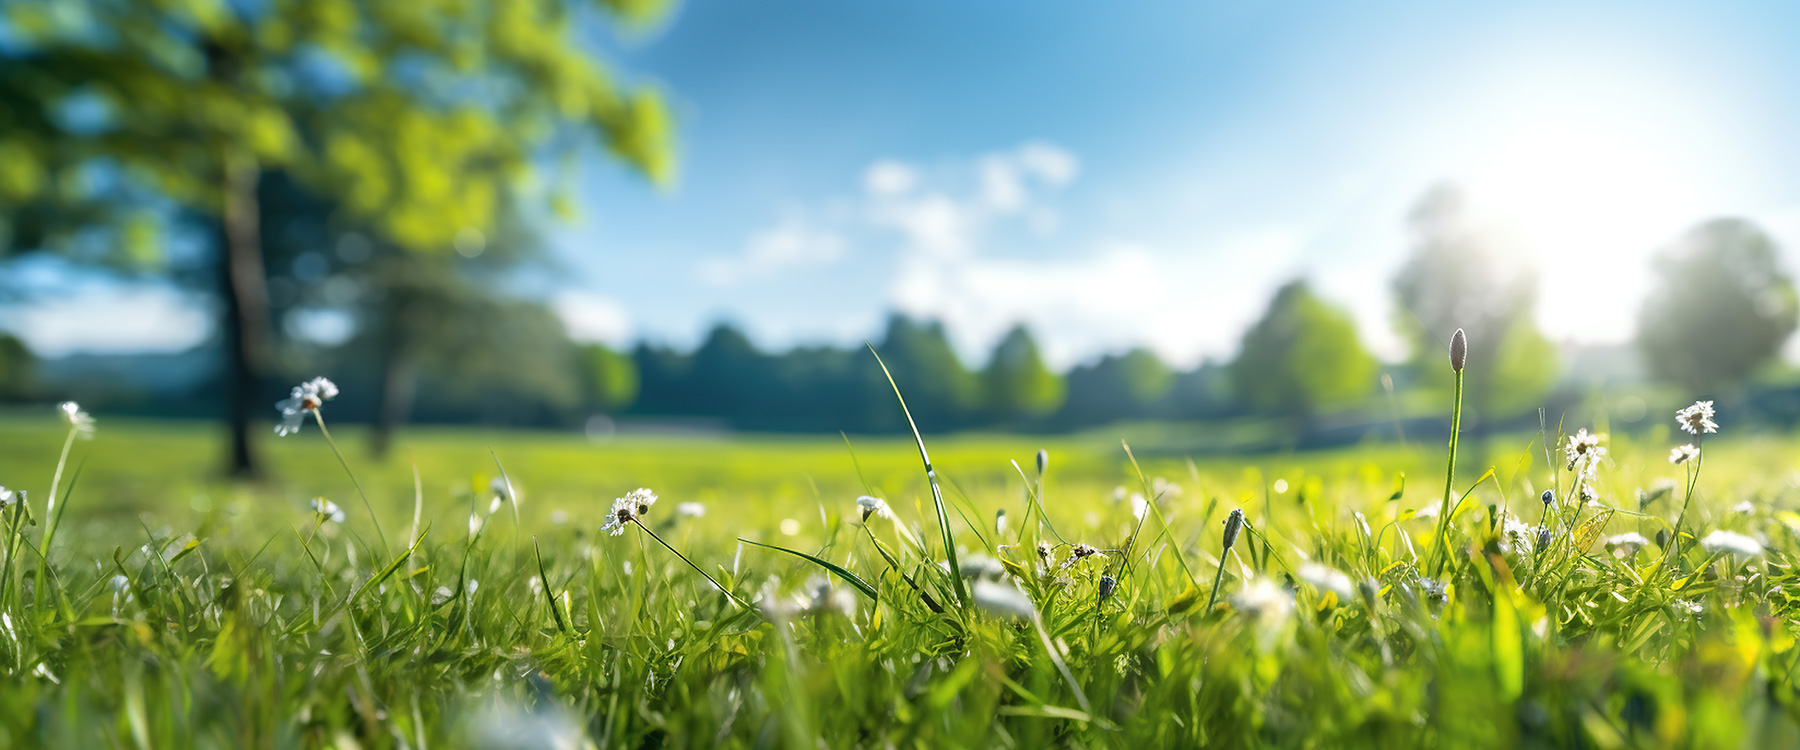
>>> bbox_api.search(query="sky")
[14,0,1800,369]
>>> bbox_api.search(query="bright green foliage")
[1058,348,1175,425]
[980,325,1065,423]
[0,0,675,258]
[580,342,641,414]
[0,409,1799,745]
[1232,279,1377,417]
[1639,218,1800,393]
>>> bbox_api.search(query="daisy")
[0,487,13,508]
[1669,444,1700,466]
[308,498,345,523]
[273,377,339,436]
[601,489,658,536]
[1676,400,1718,435]
[59,402,95,438]
[855,495,890,521]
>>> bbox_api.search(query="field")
[0,405,1797,748]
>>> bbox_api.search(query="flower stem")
[634,520,747,609]
[1430,368,1464,578]
[312,412,388,552]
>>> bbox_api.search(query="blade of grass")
[868,343,968,607]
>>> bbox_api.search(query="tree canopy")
[1231,279,1376,418]
[1638,218,1799,393]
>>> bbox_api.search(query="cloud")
[699,216,848,287]
[553,291,632,346]
[1,284,211,357]
[866,141,1079,259]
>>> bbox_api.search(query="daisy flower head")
[0,486,13,508]
[1562,429,1606,477]
[1677,400,1717,435]
[273,377,339,436]
[308,498,345,523]
[601,489,657,537]
[59,402,95,438]
[1669,444,1699,465]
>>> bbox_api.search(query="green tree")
[1638,218,1800,393]
[871,315,977,431]
[980,325,1065,424]
[580,343,641,415]
[1057,348,1175,427]
[1393,185,1560,423]
[1,0,674,475]
[0,334,33,401]
[1231,279,1376,420]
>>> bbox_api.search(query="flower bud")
[1540,489,1554,507]
[1097,574,1117,601]
[1222,508,1245,551]
[1449,328,1467,372]
[1036,449,1049,477]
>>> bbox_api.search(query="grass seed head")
[1449,328,1467,372]
[1036,449,1049,476]
[1222,508,1245,551]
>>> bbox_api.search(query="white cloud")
[699,216,848,286]
[553,291,631,346]
[865,141,1080,260]
[863,160,920,197]
[1,284,211,357]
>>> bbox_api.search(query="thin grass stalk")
[634,520,747,609]
[1430,364,1464,578]
[311,412,388,553]
[868,344,969,607]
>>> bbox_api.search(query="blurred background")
[5,0,1800,477]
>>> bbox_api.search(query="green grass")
[0,410,1799,747]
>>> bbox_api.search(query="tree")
[1393,185,1560,424]
[580,343,640,415]
[1231,280,1376,422]
[1058,348,1174,427]
[0,334,33,401]
[980,325,1065,424]
[871,315,978,431]
[2,0,675,475]
[1638,218,1799,393]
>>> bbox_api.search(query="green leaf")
[737,538,879,602]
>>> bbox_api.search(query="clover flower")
[1298,563,1354,601]
[855,495,890,521]
[273,377,339,436]
[1676,400,1718,435]
[59,402,95,438]
[1699,529,1763,558]
[972,579,1036,619]
[308,498,345,524]
[1606,532,1651,556]
[1232,577,1295,621]
[1669,444,1699,466]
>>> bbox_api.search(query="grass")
[0,404,1799,747]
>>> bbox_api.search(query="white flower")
[995,509,1008,537]
[1130,493,1148,521]
[273,377,339,436]
[1669,444,1699,466]
[1352,511,1372,539]
[1412,503,1440,521]
[1677,400,1718,435]
[1232,578,1295,621]
[1606,532,1650,556]
[468,513,484,536]
[972,579,1036,619]
[1562,429,1607,478]
[1733,500,1755,515]
[675,502,706,519]
[855,495,890,521]
[1499,516,1537,554]
[1152,476,1183,498]
[801,576,857,618]
[1673,599,1704,617]
[1298,563,1354,601]
[0,487,13,509]
[1580,484,1598,504]
[955,555,1006,580]
[1700,529,1763,558]
[490,476,513,504]
[59,402,95,438]
[308,498,345,523]
[601,489,657,537]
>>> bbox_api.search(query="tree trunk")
[219,153,271,478]
[371,330,416,460]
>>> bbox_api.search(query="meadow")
[0,385,1796,748]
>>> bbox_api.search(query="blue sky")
[15,1,1800,368]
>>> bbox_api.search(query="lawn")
[0,406,1795,747]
